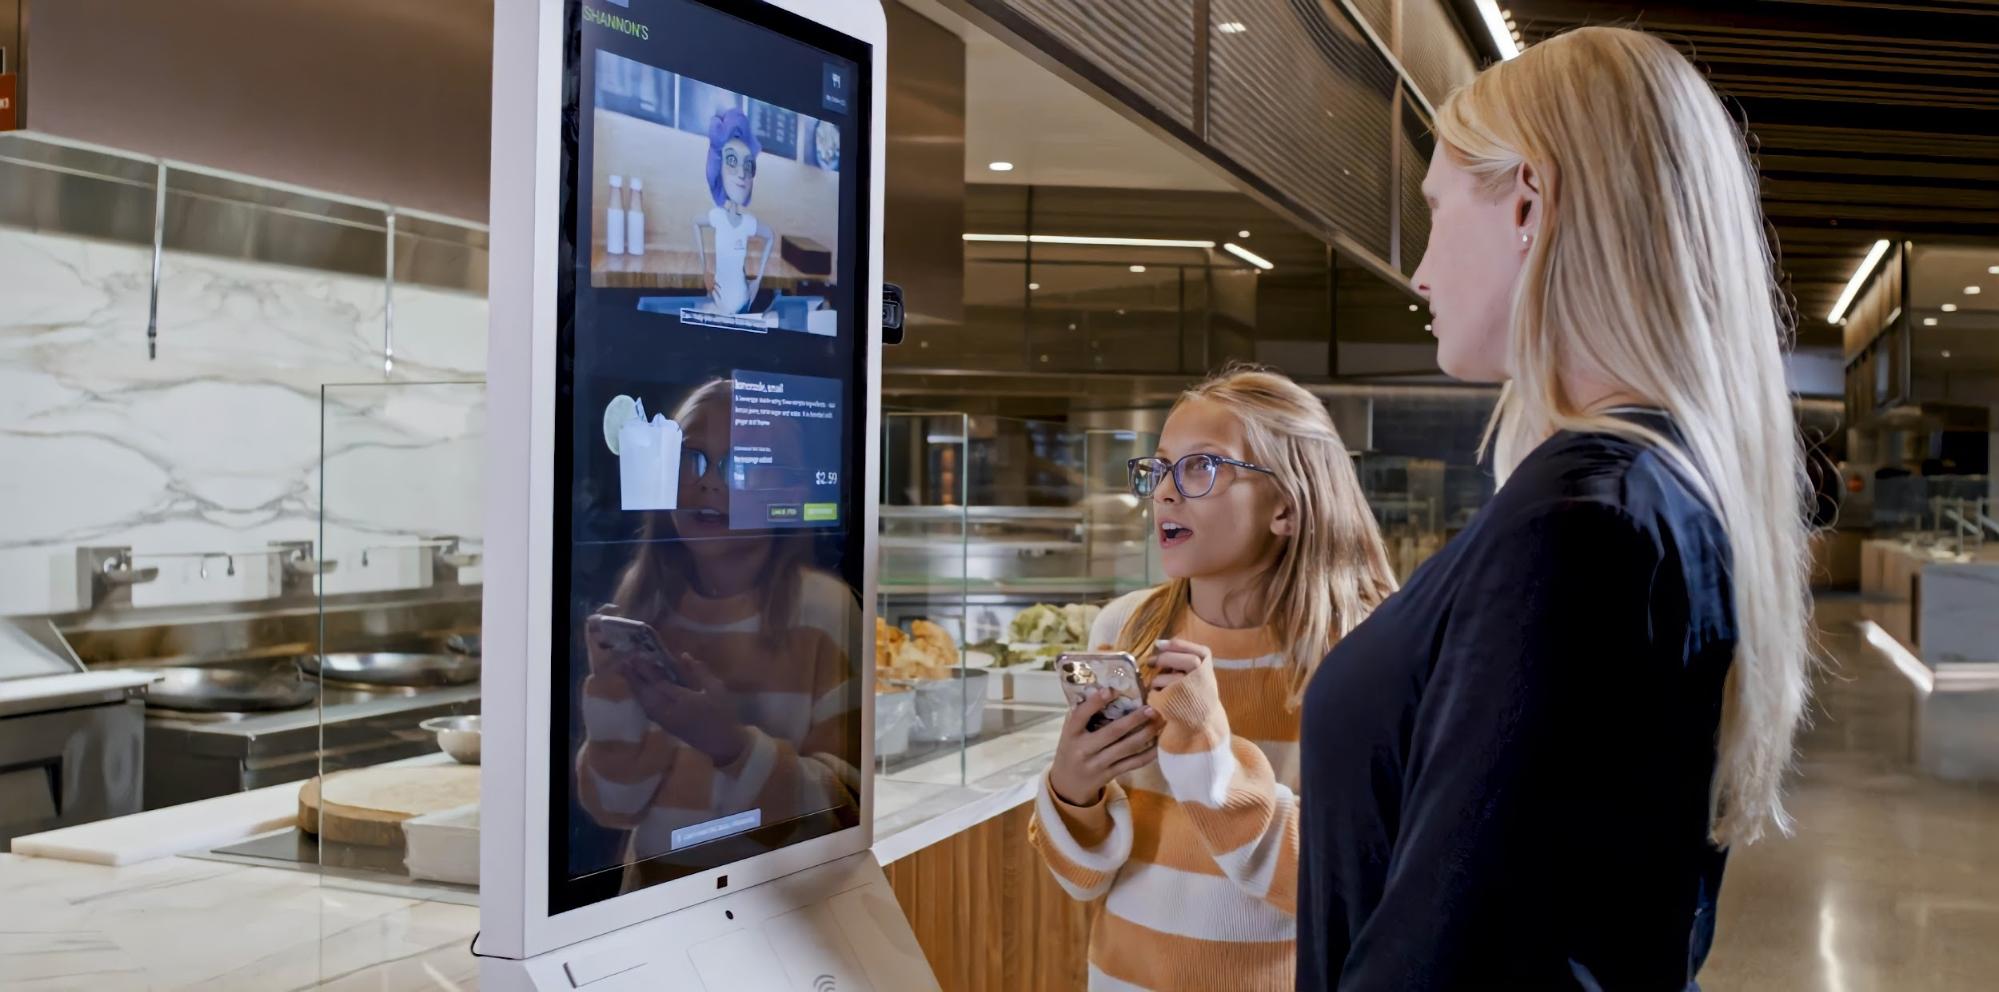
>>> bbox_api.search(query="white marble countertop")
[0,852,479,991]
[1,707,1064,990]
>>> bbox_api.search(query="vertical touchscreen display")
[552,0,870,915]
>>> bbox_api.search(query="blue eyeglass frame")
[1127,453,1275,499]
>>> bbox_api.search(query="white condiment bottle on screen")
[606,175,626,255]
[625,178,646,255]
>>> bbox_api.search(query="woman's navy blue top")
[1298,413,1737,991]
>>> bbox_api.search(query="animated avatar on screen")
[694,109,778,316]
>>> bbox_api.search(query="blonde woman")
[1031,367,1397,991]
[1296,27,1811,990]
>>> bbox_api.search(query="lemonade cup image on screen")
[605,394,684,512]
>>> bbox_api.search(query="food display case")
[873,412,1160,785]
[1357,454,1449,582]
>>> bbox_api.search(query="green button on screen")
[803,503,838,522]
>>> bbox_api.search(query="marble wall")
[0,227,487,617]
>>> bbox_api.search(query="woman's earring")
[1520,232,1532,245]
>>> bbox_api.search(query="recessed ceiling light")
[987,161,1015,172]
[1425,324,1433,331]
[1943,303,1959,312]
[1408,304,1419,312]
[1027,282,1039,291]
[1238,230,1251,239]
[1968,286,1984,295]
[1129,265,1147,273]
[1924,317,1939,326]
[1217,22,1248,34]
[1989,265,1999,275]
[1943,350,1953,358]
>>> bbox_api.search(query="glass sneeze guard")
[311,380,486,905]
[875,411,1160,797]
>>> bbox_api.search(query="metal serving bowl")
[419,715,481,764]
[297,651,480,688]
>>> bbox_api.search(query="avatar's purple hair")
[705,108,760,207]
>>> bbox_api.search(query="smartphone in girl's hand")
[1056,652,1144,733]
[586,613,686,686]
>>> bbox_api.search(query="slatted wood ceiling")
[1503,0,1999,347]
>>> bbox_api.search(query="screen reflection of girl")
[694,109,777,315]
[574,379,859,886]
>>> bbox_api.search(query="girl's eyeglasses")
[1127,454,1274,500]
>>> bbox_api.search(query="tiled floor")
[1701,597,1999,990]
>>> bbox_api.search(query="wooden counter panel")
[884,803,1096,992]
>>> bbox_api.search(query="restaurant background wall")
[19,0,491,220]
[0,223,487,617]
[0,132,489,620]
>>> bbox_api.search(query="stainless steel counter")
[144,681,481,808]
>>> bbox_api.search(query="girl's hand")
[1148,639,1214,696]
[624,652,749,766]
[1048,689,1160,807]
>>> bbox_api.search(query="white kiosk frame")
[480,2,924,988]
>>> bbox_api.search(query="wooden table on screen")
[589,246,830,293]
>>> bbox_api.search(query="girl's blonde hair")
[1436,26,1811,847]
[1117,366,1398,709]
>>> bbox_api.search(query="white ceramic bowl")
[907,670,991,743]
[420,715,481,764]
[875,688,915,758]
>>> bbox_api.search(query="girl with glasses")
[1030,366,1397,991]
[694,107,777,316]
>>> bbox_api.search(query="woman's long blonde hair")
[1437,26,1812,846]
[1117,367,1398,710]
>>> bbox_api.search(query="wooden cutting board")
[297,765,480,847]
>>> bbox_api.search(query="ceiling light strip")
[962,234,1217,249]
[1826,239,1891,325]
[1223,242,1275,271]
[1474,0,1520,60]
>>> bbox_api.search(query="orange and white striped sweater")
[1029,590,1302,992]
[575,570,862,863]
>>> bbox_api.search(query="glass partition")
[306,380,485,903]
[877,413,973,783]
